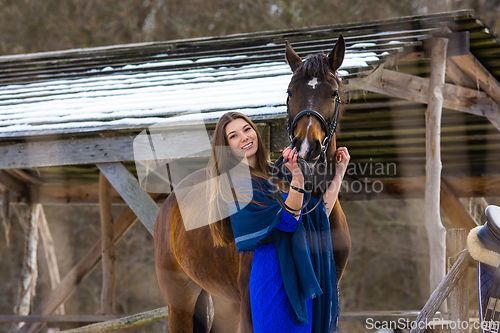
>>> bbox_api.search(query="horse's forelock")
[295,54,339,83]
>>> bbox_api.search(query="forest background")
[1,0,500,332]
[1,0,500,55]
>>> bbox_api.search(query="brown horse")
[154,36,351,333]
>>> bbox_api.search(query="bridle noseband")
[286,94,342,163]
[271,89,342,217]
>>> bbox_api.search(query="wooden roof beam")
[0,170,27,197]
[344,66,499,119]
[440,179,477,231]
[0,136,137,170]
[97,162,159,235]
[33,174,500,204]
[450,53,500,130]
[5,169,44,186]
[445,57,477,90]
[38,184,125,205]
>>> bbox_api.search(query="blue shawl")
[228,177,339,333]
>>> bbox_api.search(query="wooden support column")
[36,204,65,315]
[19,161,159,333]
[12,204,28,233]
[256,123,271,156]
[425,37,448,295]
[446,229,468,333]
[2,189,11,247]
[99,172,115,314]
[14,186,39,332]
[18,205,140,333]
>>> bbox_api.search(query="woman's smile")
[242,142,253,150]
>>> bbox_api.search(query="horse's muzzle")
[292,137,322,163]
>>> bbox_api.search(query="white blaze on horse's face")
[296,77,321,160]
[308,77,319,89]
[298,117,313,159]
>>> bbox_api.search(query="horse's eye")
[287,90,293,98]
[330,91,338,99]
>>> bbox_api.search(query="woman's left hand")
[335,147,350,180]
[323,147,350,214]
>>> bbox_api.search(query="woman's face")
[225,118,259,160]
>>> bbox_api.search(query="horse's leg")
[238,253,253,333]
[156,253,203,333]
[194,290,215,332]
[329,199,351,280]
[210,295,240,333]
[157,265,202,333]
[202,253,255,333]
[207,254,253,333]
[155,199,203,333]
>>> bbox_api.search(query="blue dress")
[250,209,314,333]
[229,178,339,333]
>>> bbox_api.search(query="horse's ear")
[285,40,302,73]
[328,35,346,72]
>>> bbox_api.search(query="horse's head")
[285,36,345,164]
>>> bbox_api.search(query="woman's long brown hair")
[207,112,271,246]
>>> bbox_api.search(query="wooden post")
[2,189,11,247]
[12,204,28,233]
[409,249,472,333]
[99,172,116,314]
[18,204,143,333]
[13,186,39,332]
[256,123,271,156]
[424,37,448,295]
[36,204,65,315]
[446,229,468,333]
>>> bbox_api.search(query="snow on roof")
[0,62,290,137]
[4,10,493,140]
[0,49,386,139]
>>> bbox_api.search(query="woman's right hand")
[282,146,304,219]
[283,146,304,185]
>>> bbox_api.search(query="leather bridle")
[286,94,342,164]
[270,85,342,217]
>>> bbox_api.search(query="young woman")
[207,111,350,333]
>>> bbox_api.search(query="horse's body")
[154,37,351,333]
